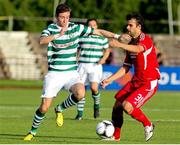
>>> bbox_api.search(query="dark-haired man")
[23,3,120,141]
[101,13,160,141]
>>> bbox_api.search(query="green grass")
[0,88,180,144]
[0,80,43,88]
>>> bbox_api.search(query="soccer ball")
[96,120,115,139]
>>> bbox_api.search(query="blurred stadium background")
[0,0,179,89]
[0,0,180,144]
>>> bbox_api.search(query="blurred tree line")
[0,0,180,34]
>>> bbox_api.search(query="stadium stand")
[152,34,180,66]
[0,50,5,78]
[28,33,48,76]
[0,31,42,80]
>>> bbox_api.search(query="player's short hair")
[55,4,71,17]
[126,13,144,31]
[86,18,98,26]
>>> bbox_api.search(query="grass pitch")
[0,86,180,144]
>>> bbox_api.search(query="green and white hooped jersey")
[41,22,94,72]
[78,35,109,63]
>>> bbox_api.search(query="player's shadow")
[38,135,97,143]
[0,133,24,140]
[0,133,97,143]
[66,117,102,121]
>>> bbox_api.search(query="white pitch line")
[0,115,180,123]
[0,106,180,112]
[0,106,36,110]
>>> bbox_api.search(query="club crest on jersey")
[139,33,145,41]
[69,32,76,39]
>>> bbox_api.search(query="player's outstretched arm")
[101,66,129,89]
[40,27,67,45]
[93,29,120,39]
[98,48,111,64]
[40,35,59,45]
[109,39,144,53]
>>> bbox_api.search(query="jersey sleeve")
[102,37,109,49]
[41,24,52,37]
[138,34,153,51]
[79,24,94,37]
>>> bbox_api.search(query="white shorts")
[78,63,102,85]
[41,71,83,98]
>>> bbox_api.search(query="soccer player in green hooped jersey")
[75,18,110,120]
[23,3,120,141]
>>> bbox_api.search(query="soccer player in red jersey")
[101,13,160,141]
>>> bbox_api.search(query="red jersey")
[123,33,160,83]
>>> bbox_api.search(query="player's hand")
[118,34,132,44]
[60,26,68,35]
[98,59,105,64]
[53,26,68,39]
[101,79,111,89]
[109,39,121,48]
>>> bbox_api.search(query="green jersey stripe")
[48,44,78,52]
[49,61,77,65]
[80,54,102,58]
[80,48,103,52]
[53,35,79,44]
[48,66,78,71]
[48,53,77,59]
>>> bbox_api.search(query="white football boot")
[144,124,155,141]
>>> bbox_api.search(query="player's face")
[126,18,141,38]
[88,20,98,29]
[56,11,70,27]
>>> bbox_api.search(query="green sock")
[77,97,85,117]
[30,109,45,135]
[92,92,100,110]
[57,94,78,112]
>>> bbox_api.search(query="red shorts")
[115,80,158,108]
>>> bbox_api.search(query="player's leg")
[55,83,85,125]
[24,72,62,141]
[123,80,158,141]
[55,71,85,125]
[75,97,85,120]
[111,101,123,141]
[24,98,53,141]
[111,85,131,141]
[89,64,102,118]
[90,82,100,118]
[56,83,85,112]
[75,64,87,120]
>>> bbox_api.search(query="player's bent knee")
[76,92,85,100]
[74,89,85,100]
[39,106,49,113]
[122,101,134,114]
[90,86,98,93]
[70,83,85,99]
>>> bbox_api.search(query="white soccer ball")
[96,120,115,139]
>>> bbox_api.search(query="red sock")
[130,108,151,127]
[113,127,121,140]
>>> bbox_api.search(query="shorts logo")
[134,94,143,105]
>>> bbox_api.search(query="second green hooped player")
[75,18,110,120]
